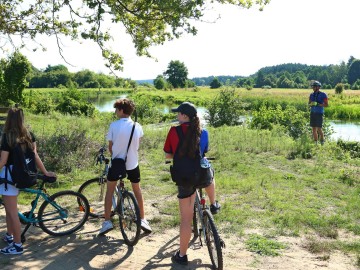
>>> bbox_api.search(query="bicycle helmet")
[311,81,322,87]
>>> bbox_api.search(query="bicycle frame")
[17,187,68,225]
[194,188,207,242]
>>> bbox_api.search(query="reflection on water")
[329,120,360,141]
[93,97,360,142]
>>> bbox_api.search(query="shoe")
[141,219,152,233]
[1,243,23,255]
[320,140,325,145]
[171,250,188,265]
[3,233,13,245]
[210,201,221,214]
[99,220,113,235]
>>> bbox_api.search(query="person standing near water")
[309,81,328,144]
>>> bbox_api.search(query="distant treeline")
[192,56,360,90]
[25,56,360,90]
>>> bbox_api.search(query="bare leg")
[104,181,117,221]
[205,180,216,205]
[131,182,145,219]
[3,196,21,243]
[318,128,325,141]
[312,127,318,141]
[178,193,196,256]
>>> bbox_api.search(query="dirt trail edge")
[0,207,358,270]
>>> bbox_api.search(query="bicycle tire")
[193,203,202,238]
[203,209,223,270]
[38,190,90,236]
[78,178,106,218]
[116,191,141,246]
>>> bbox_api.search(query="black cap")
[171,102,197,118]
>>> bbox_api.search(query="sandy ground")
[0,204,359,270]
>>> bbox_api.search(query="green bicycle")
[0,175,90,243]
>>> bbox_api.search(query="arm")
[0,150,9,171]
[108,141,113,156]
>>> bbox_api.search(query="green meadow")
[13,87,360,264]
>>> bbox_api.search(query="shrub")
[335,83,344,94]
[205,88,244,127]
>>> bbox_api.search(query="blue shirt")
[309,91,328,114]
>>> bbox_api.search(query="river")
[93,95,360,142]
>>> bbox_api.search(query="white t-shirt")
[106,117,143,170]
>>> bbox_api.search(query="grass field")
[10,87,360,265]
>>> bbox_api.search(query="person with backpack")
[309,81,328,144]
[98,98,152,236]
[163,102,220,265]
[0,108,56,255]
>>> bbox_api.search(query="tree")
[154,75,166,90]
[210,77,222,89]
[163,60,188,88]
[0,52,31,105]
[0,1,270,71]
[348,59,360,85]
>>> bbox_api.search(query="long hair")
[2,108,33,150]
[179,115,201,158]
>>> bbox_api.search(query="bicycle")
[78,146,141,246]
[0,175,90,243]
[193,185,225,270]
[166,158,225,270]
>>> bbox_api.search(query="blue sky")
[17,0,360,80]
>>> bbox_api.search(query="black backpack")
[170,126,201,187]
[5,143,38,189]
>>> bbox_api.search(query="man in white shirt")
[99,98,152,235]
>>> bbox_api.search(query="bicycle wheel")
[116,191,141,246]
[78,178,106,218]
[203,209,223,270]
[193,202,202,238]
[38,190,90,236]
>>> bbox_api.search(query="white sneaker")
[99,220,113,235]
[141,219,152,233]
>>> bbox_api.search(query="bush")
[205,89,243,127]
[335,83,344,94]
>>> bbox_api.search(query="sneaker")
[98,220,113,236]
[3,233,13,245]
[210,201,221,214]
[320,140,325,145]
[171,250,188,265]
[1,243,23,255]
[141,219,152,233]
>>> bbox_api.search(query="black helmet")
[311,81,321,87]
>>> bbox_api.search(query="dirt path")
[0,207,359,270]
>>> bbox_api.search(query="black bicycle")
[0,175,90,243]
[78,146,141,246]
[193,185,225,270]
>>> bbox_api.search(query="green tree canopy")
[0,0,270,71]
[348,59,360,85]
[164,60,188,88]
[0,52,31,105]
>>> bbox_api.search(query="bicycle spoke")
[117,191,141,246]
[38,191,89,236]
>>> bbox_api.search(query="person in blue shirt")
[309,81,328,144]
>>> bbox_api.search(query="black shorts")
[108,166,141,183]
[310,112,324,128]
[177,168,214,199]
